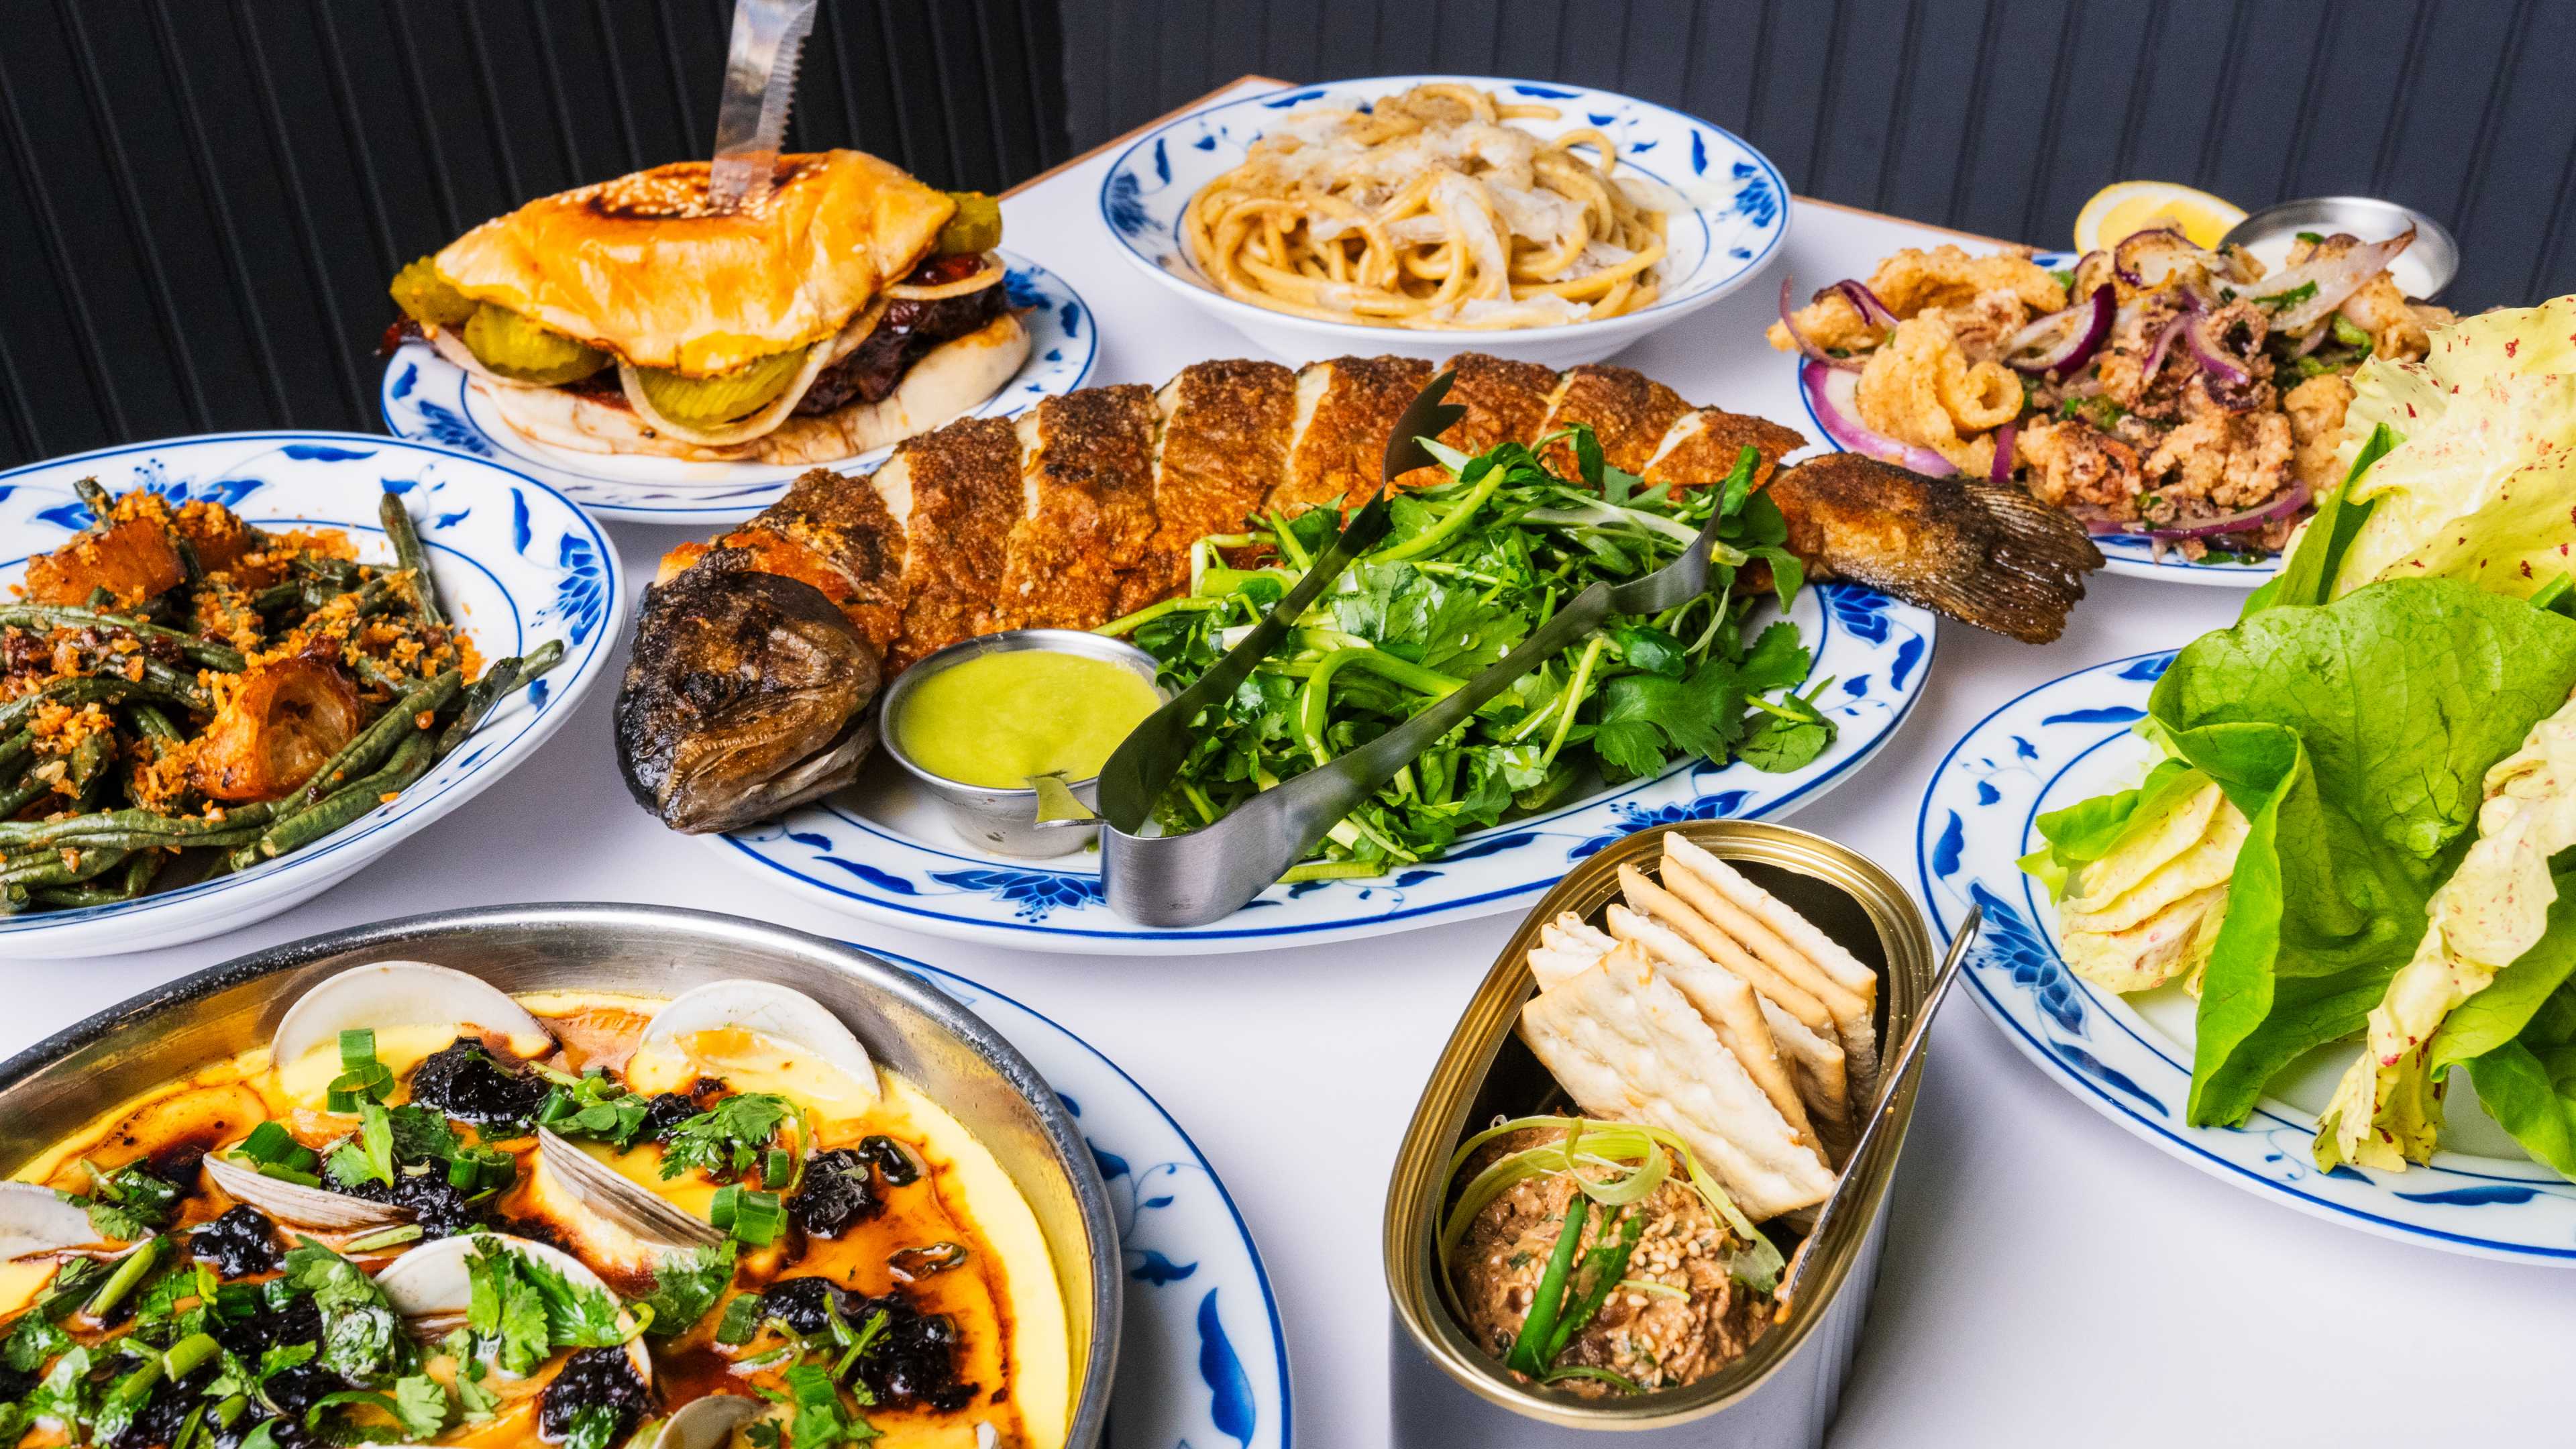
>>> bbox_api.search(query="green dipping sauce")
[894,649,1162,790]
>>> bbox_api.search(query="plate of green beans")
[0,433,622,957]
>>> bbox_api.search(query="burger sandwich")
[386,150,1024,465]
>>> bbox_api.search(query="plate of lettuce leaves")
[1919,295,2576,1261]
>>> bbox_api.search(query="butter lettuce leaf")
[2147,580,2576,1126]
[2320,297,2576,602]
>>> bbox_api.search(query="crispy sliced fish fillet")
[881,415,1024,665]
[995,385,1162,630]
[1642,407,1810,496]
[1118,360,1297,614]
[1764,451,2103,644]
[1273,355,1436,513]
[1438,352,1560,457]
[1538,364,1691,478]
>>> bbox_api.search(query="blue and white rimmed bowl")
[380,251,1097,527]
[711,585,1933,954]
[1099,76,1791,369]
[1917,651,2576,1262]
[1796,250,2277,587]
[0,433,623,959]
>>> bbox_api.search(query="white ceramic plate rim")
[1099,74,1790,345]
[1795,249,2283,587]
[0,432,623,948]
[378,250,1099,525]
[707,586,1935,953]
[888,948,1291,1449]
[1915,649,2576,1263]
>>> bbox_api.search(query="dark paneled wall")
[1065,0,2576,313]
[0,0,1069,468]
[4,1,2569,470]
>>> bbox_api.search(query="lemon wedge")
[2072,181,2247,254]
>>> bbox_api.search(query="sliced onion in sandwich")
[883,256,1006,301]
[619,341,838,447]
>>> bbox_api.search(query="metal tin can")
[0,904,1122,1449]
[1382,820,1933,1446]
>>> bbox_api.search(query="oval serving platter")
[894,950,1291,1449]
[0,433,622,958]
[380,250,1097,527]
[1915,650,2576,1263]
[1100,74,1791,370]
[712,585,1935,954]
[1794,250,2279,588]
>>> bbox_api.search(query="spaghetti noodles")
[1181,84,1673,330]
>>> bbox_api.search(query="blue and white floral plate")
[1917,651,2576,1262]
[1101,76,1790,369]
[0,434,621,959]
[1796,251,2279,587]
[380,251,1097,527]
[714,585,1935,954]
[889,949,1289,1449]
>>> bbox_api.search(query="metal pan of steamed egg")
[0,904,1118,1449]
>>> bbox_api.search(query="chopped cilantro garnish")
[460,1234,626,1376]
[536,1071,653,1147]
[282,1238,407,1384]
[71,1161,183,1240]
[659,1094,792,1181]
[634,1242,737,1338]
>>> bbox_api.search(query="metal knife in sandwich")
[708,0,819,213]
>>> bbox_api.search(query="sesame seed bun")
[431,150,953,377]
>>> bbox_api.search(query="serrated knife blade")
[709,0,818,213]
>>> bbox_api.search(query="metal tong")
[1087,372,1739,927]
[1774,905,1982,1318]
[708,0,818,212]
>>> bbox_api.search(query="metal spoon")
[1774,904,1982,1320]
[1085,371,1741,928]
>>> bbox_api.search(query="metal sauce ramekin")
[878,629,1165,857]
[2219,195,2460,299]
[1383,820,1933,1447]
[0,904,1121,1449]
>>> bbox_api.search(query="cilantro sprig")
[659,1094,793,1182]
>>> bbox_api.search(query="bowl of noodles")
[1099,76,1792,367]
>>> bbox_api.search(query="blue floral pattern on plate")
[0,433,623,958]
[893,952,1288,1449]
[380,251,1097,527]
[1097,75,1790,334]
[712,585,1937,954]
[1796,251,2278,588]
[1915,650,2576,1260]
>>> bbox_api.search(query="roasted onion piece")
[191,656,364,802]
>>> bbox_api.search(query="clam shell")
[0,1182,107,1257]
[201,1152,410,1232]
[535,1127,727,1260]
[655,1395,763,1449]
[636,979,877,1108]
[374,1232,652,1381]
[271,960,551,1073]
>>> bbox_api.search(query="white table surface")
[28,78,2570,1448]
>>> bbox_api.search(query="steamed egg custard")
[0,969,1069,1449]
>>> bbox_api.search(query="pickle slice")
[389,256,476,329]
[462,306,610,385]
[935,192,1003,256]
[632,349,810,427]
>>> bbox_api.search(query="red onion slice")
[1829,280,1898,331]
[2141,480,2312,541]
[1778,277,1864,370]
[1990,421,2017,482]
[2248,227,2416,331]
[1800,359,1957,476]
[2138,313,2188,386]
[2003,284,2114,376]
[2184,313,2252,387]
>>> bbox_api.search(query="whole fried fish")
[616,557,882,833]
[1764,452,2104,644]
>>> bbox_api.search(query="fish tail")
[1898,483,2102,645]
